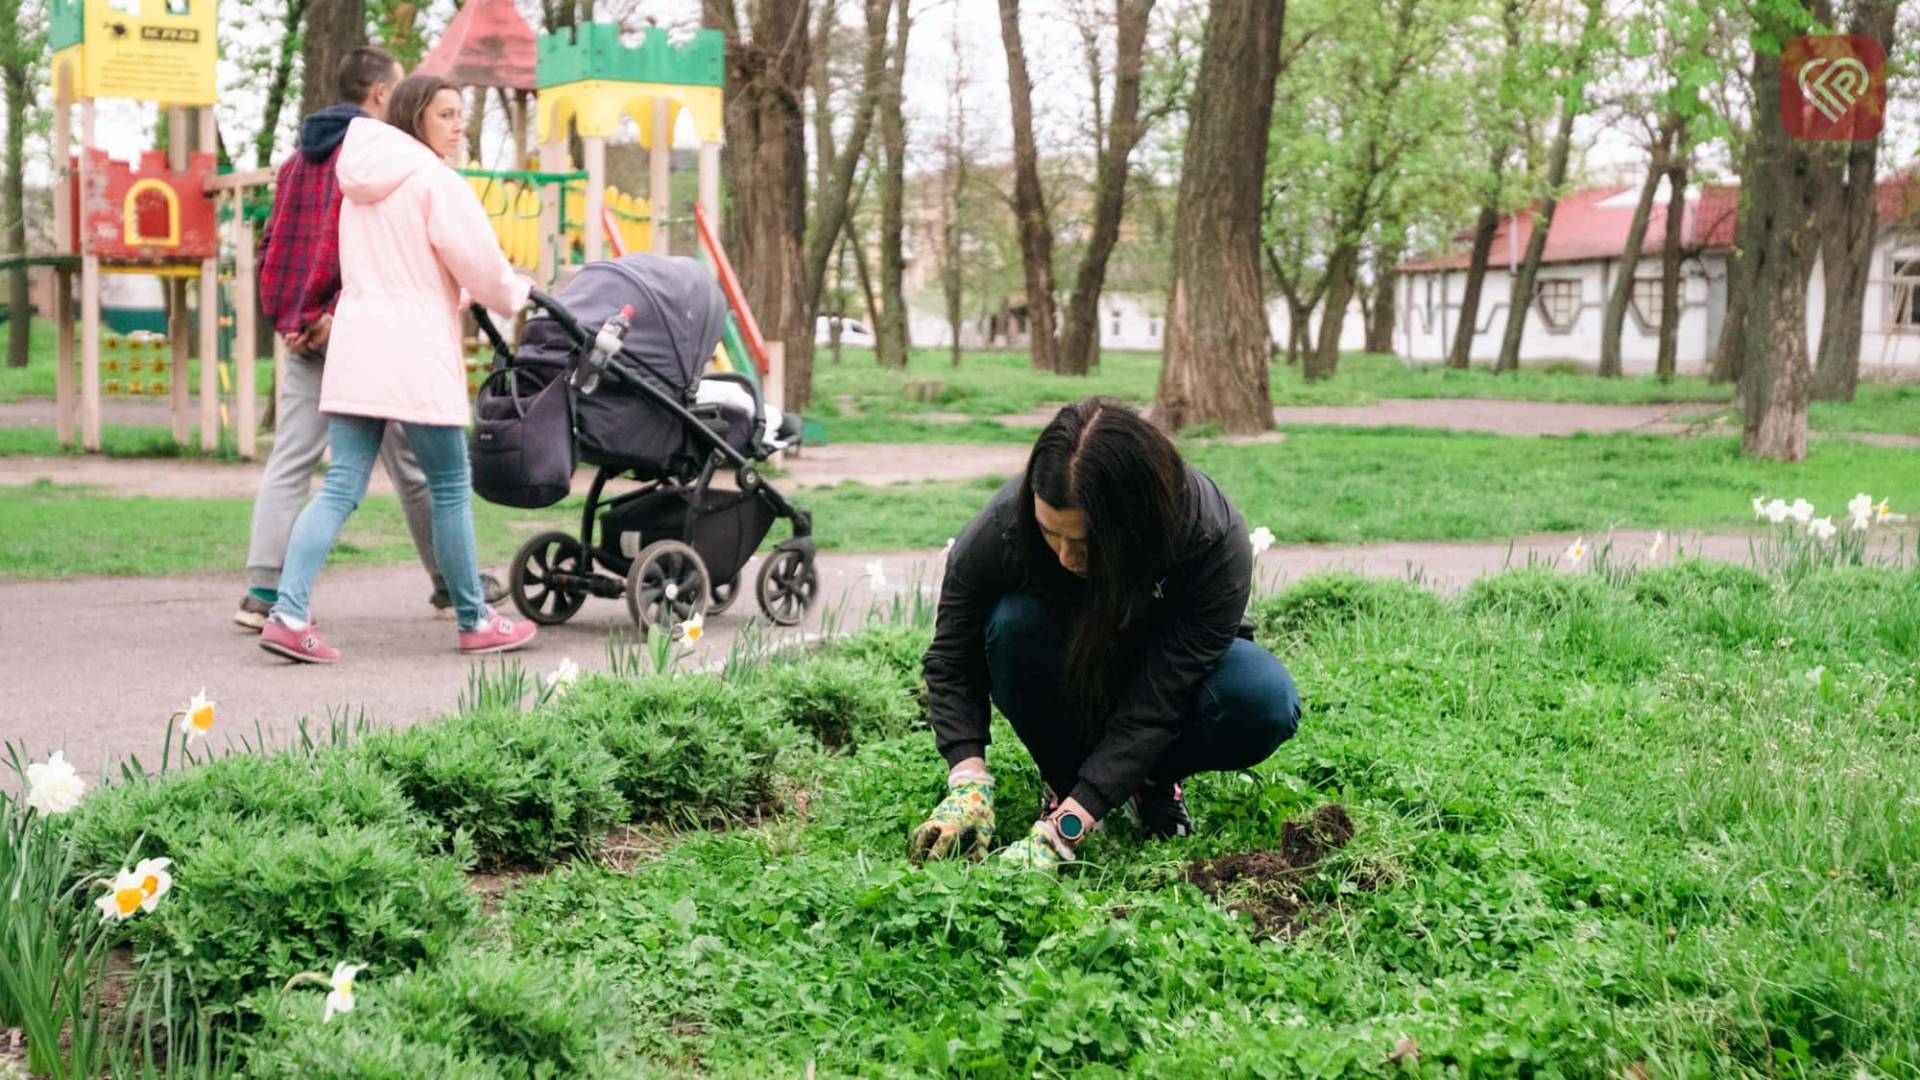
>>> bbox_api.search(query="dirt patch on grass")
[1183,803,1356,938]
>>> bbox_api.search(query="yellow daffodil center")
[686,624,702,641]
[141,874,160,895]
[114,887,143,915]
[190,705,214,732]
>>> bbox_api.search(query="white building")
[1393,180,1920,375]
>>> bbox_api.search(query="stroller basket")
[601,486,776,588]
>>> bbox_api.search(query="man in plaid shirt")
[237,47,504,629]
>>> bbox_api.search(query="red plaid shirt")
[258,139,349,336]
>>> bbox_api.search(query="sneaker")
[431,573,510,619]
[234,593,271,631]
[458,607,537,655]
[259,620,341,664]
[1130,781,1192,839]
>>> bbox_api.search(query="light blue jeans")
[271,415,487,631]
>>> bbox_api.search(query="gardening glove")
[997,820,1077,872]
[907,778,996,864]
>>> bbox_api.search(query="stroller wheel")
[756,548,818,627]
[626,540,711,638]
[509,531,589,625]
[708,576,741,616]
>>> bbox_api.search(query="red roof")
[1400,177,1920,272]
[415,0,538,90]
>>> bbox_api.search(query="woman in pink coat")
[261,73,536,663]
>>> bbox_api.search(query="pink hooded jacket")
[321,117,531,426]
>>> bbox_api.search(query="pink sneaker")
[458,608,537,655]
[259,621,341,664]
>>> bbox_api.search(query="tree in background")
[1493,0,1607,374]
[300,0,370,120]
[995,0,1059,373]
[873,0,912,368]
[705,0,816,411]
[934,10,974,367]
[1,0,43,368]
[1153,0,1283,433]
[251,0,310,167]
[1446,0,1526,369]
[806,0,890,323]
[1054,0,1157,376]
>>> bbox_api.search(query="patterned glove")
[908,779,996,864]
[997,820,1077,871]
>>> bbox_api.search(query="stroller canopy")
[518,253,727,398]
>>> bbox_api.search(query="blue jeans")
[984,592,1300,798]
[271,415,487,630]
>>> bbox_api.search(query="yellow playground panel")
[465,174,653,271]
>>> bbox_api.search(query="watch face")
[1057,812,1084,840]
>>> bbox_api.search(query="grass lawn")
[17,559,1919,1073]
[6,431,1917,578]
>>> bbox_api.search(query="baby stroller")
[469,254,818,635]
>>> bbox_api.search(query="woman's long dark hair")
[1018,398,1188,741]
[385,73,457,148]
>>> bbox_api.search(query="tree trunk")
[466,87,486,164]
[1709,201,1751,384]
[847,209,881,339]
[1448,207,1500,369]
[1056,0,1154,376]
[301,0,369,120]
[805,0,891,316]
[706,0,815,411]
[996,0,1059,373]
[1494,117,1575,374]
[1736,38,1817,462]
[1365,245,1399,354]
[1153,0,1283,433]
[255,0,308,167]
[874,0,912,369]
[1655,160,1686,382]
[1807,1,1894,402]
[1599,129,1673,378]
[4,53,27,368]
[1305,244,1357,381]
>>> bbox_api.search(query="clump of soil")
[1183,803,1355,938]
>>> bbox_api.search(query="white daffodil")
[95,868,150,921]
[25,750,86,816]
[1877,499,1906,524]
[131,857,172,912]
[183,689,215,745]
[1851,508,1872,532]
[681,610,705,644]
[1789,498,1815,526]
[1808,516,1837,542]
[1249,526,1275,557]
[1564,537,1587,565]
[1764,498,1790,525]
[1648,532,1665,561]
[323,962,364,1023]
[865,560,887,589]
[1847,493,1874,522]
[1752,496,1767,520]
[545,657,582,697]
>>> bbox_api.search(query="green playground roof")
[536,24,725,90]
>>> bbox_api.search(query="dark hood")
[299,105,368,163]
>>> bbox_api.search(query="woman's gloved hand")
[997,820,1077,871]
[907,778,996,864]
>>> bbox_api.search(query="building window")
[1148,318,1159,338]
[1111,309,1123,337]
[1536,278,1580,332]
[1630,278,1664,332]
[1892,255,1920,327]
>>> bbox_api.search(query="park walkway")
[1,528,1842,778]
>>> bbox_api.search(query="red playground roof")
[415,0,538,90]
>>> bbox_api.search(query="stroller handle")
[468,291,590,361]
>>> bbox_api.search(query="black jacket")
[922,465,1254,820]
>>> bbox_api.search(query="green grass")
[18,560,1920,1073]
[0,423,245,459]
[6,430,1918,577]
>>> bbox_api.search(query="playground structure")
[35,0,262,454]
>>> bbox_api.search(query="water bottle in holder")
[575,304,634,395]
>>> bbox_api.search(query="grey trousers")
[244,353,442,591]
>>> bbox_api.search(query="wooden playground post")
[698,141,720,226]
[650,97,671,256]
[168,104,191,445]
[197,106,219,451]
[764,340,786,464]
[52,67,74,447]
[78,98,101,452]
[232,193,258,459]
[54,274,75,445]
[537,138,565,287]
[583,135,607,264]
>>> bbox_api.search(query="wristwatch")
[1052,809,1087,846]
